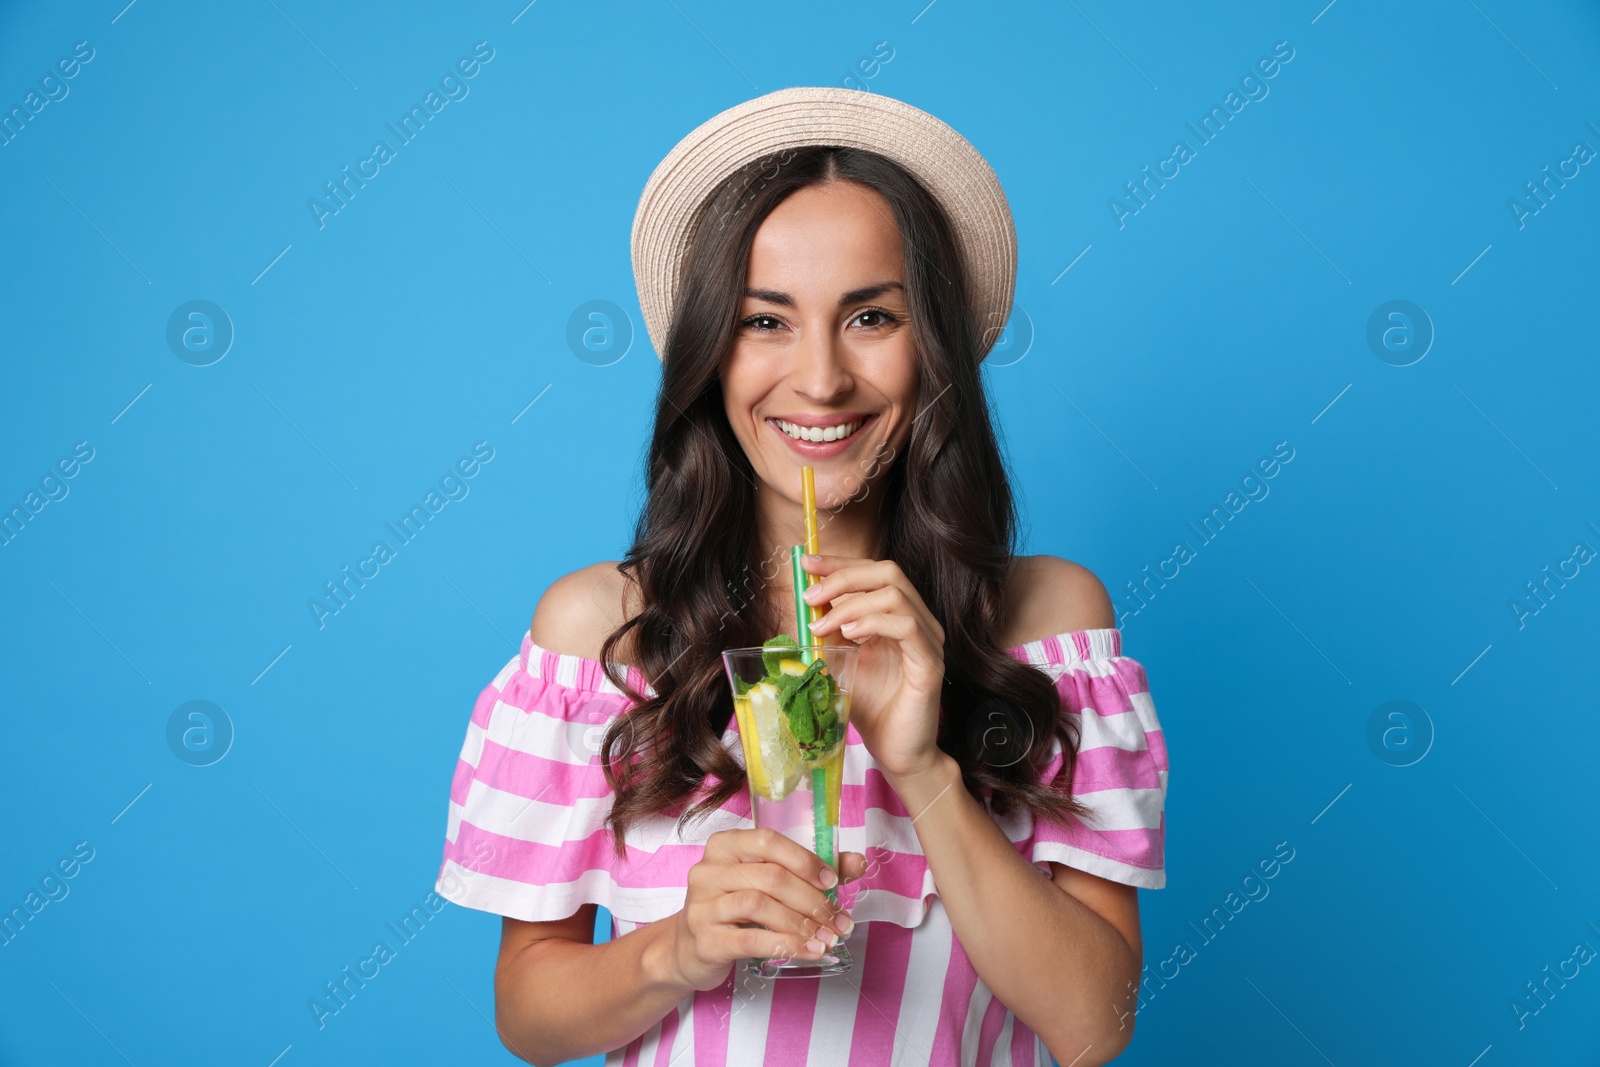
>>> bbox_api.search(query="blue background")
[2,0,1597,1064]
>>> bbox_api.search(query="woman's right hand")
[662,828,864,992]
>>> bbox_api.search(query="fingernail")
[802,553,819,564]
[803,586,820,602]
[819,927,839,948]
[819,867,838,888]
[837,913,855,937]
[805,938,827,955]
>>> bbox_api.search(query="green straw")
[791,544,837,902]
[791,544,814,664]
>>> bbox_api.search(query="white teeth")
[776,419,861,443]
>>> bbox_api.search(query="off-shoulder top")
[435,627,1169,1066]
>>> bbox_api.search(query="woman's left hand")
[801,554,946,780]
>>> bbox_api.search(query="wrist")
[640,912,695,996]
[883,749,959,809]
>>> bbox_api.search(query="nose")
[792,321,852,402]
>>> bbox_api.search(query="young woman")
[437,87,1169,1066]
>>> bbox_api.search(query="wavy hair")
[597,145,1093,857]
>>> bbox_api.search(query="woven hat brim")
[631,86,1017,364]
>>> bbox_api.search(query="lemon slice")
[824,742,843,826]
[778,658,808,676]
[744,682,803,800]
[816,690,849,825]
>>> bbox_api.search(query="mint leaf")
[762,633,798,676]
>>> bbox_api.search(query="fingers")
[809,584,908,636]
[705,859,847,938]
[688,831,858,967]
[803,557,944,646]
[838,851,868,884]
[713,887,843,950]
[800,556,896,609]
[811,591,942,670]
[703,828,839,890]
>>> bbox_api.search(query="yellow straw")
[801,465,821,628]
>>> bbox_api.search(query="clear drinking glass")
[721,643,857,979]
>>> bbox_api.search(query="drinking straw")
[793,465,838,899]
[790,544,814,665]
[802,465,822,601]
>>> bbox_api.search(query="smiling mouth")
[769,415,874,444]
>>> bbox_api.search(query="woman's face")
[721,179,919,513]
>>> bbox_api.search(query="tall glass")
[721,644,857,979]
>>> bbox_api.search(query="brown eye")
[742,314,782,332]
[853,308,898,329]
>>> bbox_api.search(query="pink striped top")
[436,627,1168,1065]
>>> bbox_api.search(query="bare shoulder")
[998,554,1116,647]
[528,561,643,665]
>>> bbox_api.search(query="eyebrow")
[742,281,904,308]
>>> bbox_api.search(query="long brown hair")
[597,145,1093,856]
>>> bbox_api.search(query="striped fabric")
[436,627,1168,1065]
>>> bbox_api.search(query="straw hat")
[631,86,1018,364]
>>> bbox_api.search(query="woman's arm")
[492,907,695,1066]
[491,831,865,1065]
[803,552,1145,1064]
[884,756,1143,1066]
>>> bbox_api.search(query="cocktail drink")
[722,637,856,978]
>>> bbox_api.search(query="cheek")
[720,366,769,438]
